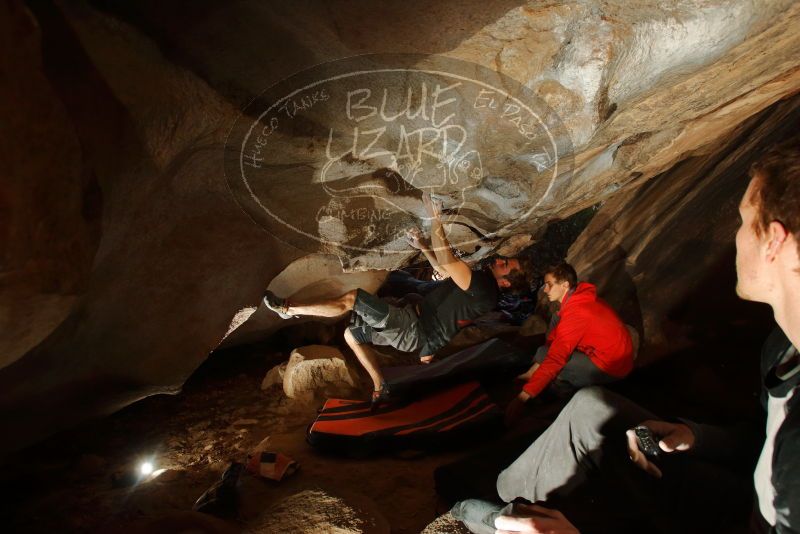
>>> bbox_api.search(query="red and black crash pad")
[307,381,502,455]
[382,338,532,398]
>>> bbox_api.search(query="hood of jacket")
[560,282,596,313]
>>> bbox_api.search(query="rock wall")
[1,0,799,453]
[569,93,800,363]
[0,0,299,453]
[0,1,98,369]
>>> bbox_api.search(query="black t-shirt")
[756,327,800,533]
[418,269,499,355]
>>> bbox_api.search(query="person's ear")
[765,221,788,261]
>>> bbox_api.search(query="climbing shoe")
[192,461,244,519]
[263,290,294,319]
[370,382,392,411]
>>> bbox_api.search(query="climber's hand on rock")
[405,227,427,250]
[422,192,442,219]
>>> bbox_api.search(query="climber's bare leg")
[344,327,384,392]
[285,289,357,318]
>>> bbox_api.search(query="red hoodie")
[523,282,634,397]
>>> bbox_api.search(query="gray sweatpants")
[496,386,651,502]
[452,387,651,533]
[452,387,752,534]
[532,345,620,395]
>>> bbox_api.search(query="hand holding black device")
[633,425,661,460]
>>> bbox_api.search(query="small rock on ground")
[421,512,473,534]
[245,489,390,534]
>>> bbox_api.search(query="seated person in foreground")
[507,263,634,421]
[452,142,800,533]
[263,193,532,405]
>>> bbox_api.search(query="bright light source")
[139,461,154,476]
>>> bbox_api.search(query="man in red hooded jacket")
[507,263,634,422]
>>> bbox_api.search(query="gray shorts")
[348,289,424,354]
[533,344,619,393]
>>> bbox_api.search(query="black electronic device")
[634,425,661,460]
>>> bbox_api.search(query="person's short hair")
[749,139,800,261]
[544,262,578,289]
[503,256,535,294]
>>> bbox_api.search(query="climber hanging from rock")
[263,192,533,408]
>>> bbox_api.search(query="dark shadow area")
[576,243,643,334]
[525,205,601,278]
[0,342,287,533]
[0,0,153,456]
[88,0,526,109]
[439,373,761,534]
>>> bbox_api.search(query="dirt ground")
[2,344,475,533]
[1,301,769,534]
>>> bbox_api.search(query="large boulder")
[281,345,361,402]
